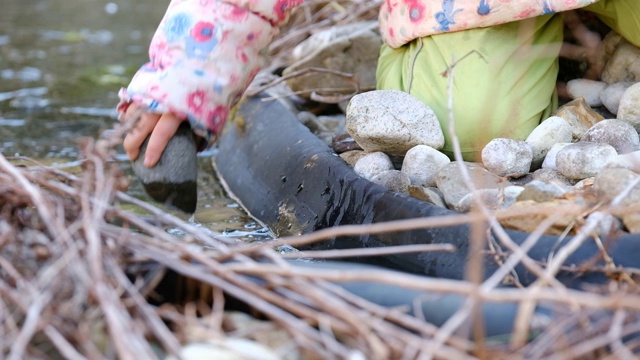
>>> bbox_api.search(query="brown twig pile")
[3,1,640,359]
[0,115,639,360]
[2,129,640,359]
[268,0,381,66]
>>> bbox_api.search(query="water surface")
[0,0,269,240]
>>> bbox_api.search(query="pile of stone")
[339,83,640,235]
[284,23,640,235]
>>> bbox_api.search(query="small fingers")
[559,42,588,62]
[144,113,185,168]
[122,102,142,124]
[123,112,161,161]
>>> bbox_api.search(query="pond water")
[0,0,271,240]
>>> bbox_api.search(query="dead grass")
[3,122,640,359]
[2,1,640,359]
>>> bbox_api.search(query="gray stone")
[581,119,640,154]
[434,162,505,212]
[516,180,568,202]
[602,39,640,84]
[353,152,394,180]
[566,79,607,107]
[556,142,618,180]
[401,145,450,187]
[603,31,624,58]
[370,170,411,193]
[408,186,447,208]
[481,138,532,178]
[284,22,380,99]
[133,123,197,213]
[554,98,605,140]
[299,112,347,144]
[617,82,640,132]
[541,142,572,170]
[339,150,367,166]
[573,177,595,191]
[508,173,534,186]
[458,186,524,213]
[532,168,574,187]
[623,213,640,233]
[600,82,635,115]
[595,167,640,206]
[586,211,623,238]
[346,90,444,155]
[525,116,573,169]
[168,340,281,360]
[603,150,640,173]
[318,114,346,133]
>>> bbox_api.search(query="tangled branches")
[2,124,640,359]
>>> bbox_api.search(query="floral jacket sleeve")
[119,0,599,148]
[379,0,600,48]
[118,0,303,147]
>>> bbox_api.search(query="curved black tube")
[288,260,548,339]
[153,259,547,339]
[213,93,640,286]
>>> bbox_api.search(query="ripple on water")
[0,118,25,126]
[3,0,264,244]
[0,87,47,102]
[1,67,42,82]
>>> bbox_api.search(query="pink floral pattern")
[379,0,600,47]
[190,21,215,42]
[119,0,601,148]
[118,0,296,147]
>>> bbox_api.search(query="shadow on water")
[0,0,270,240]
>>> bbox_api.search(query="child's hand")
[560,11,605,80]
[122,103,187,168]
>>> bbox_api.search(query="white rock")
[600,82,635,115]
[581,119,640,154]
[401,145,450,187]
[566,79,607,107]
[603,150,640,173]
[586,211,623,238]
[603,31,623,57]
[541,142,571,170]
[574,177,595,190]
[458,186,524,213]
[434,162,503,212]
[339,150,367,166]
[167,340,280,360]
[617,82,640,132]
[595,167,640,206]
[408,186,447,208]
[532,168,574,187]
[370,170,411,193]
[346,90,444,155]
[525,116,573,169]
[554,98,605,140]
[556,142,618,180]
[602,39,640,84]
[353,152,394,180]
[481,138,532,178]
[516,180,568,202]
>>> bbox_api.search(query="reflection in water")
[0,0,267,238]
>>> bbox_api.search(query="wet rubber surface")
[215,93,640,286]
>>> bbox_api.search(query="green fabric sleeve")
[376,14,563,161]
[585,0,640,48]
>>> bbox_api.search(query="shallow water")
[0,0,271,240]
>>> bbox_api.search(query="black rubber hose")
[287,260,549,339]
[213,93,640,287]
